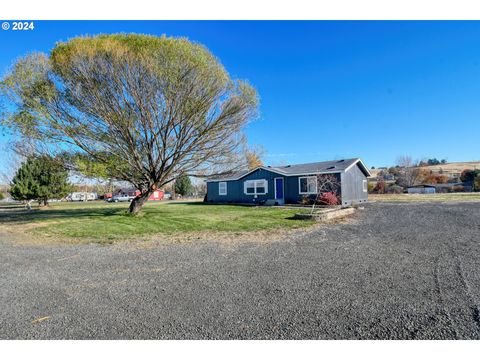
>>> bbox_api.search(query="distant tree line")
[418,158,447,166]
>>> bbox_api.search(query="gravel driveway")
[1,202,480,339]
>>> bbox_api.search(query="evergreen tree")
[174,174,193,196]
[10,156,72,205]
[9,158,40,202]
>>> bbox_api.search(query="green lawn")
[0,201,313,242]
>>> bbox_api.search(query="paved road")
[1,202,480,339]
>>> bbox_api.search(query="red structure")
[140,189,164,201]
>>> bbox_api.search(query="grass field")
[369,192,480,202]
[0,200,314,242]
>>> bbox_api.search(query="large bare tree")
[395,155,421,187]
[0,34,259,214]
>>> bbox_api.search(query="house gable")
[206,166,286,182]
[344,159,371,177]
[206,167,283,203]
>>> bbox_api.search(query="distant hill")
[417,161,480,175]
[370,161,480,178]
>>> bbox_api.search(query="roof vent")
[326,166,336,170]
[337,159,345,163]
[285,165,291,168]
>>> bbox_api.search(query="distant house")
[407,185,436,194]
[206,158,370,206]
[408,182,471,194]
[67,192,98,201]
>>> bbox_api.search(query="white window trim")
[362,179,368,192]
[219,182,227,196]
[243,179,268,195]
[298,176,318,195]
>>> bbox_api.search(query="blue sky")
[1,20,480,170]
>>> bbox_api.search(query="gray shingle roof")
[267,158,359,175]
[207,158,370,181]
[207,169,251,181]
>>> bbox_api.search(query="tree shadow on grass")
[165,201,258,208]
[163,201,205,206]
[0,206,124,224]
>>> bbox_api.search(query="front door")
[275,178,284,203]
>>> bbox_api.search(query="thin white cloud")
[265,152,298,158]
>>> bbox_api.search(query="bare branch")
[0,34,259,214]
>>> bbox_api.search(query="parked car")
[108,194,135,202]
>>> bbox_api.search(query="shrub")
[367,182,375,193]
[475,175,480,192]
[421,173,449,184]
[0,192,4,201]
[318,192,339,206]
[373,180,386,194]
[386,184,403,194]
[460,169,476,182]
[299,195,312,205]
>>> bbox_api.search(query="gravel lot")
[1,202,480,339]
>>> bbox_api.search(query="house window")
[299,176,317,194]
[244,179,268,195]
[363,180,367,192]
[219,182,227,195]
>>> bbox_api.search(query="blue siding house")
[206,158,371,206]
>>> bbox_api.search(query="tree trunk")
[128,189,153,215]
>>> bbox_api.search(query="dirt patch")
[0,224,85,246]
[2,220,62,231]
